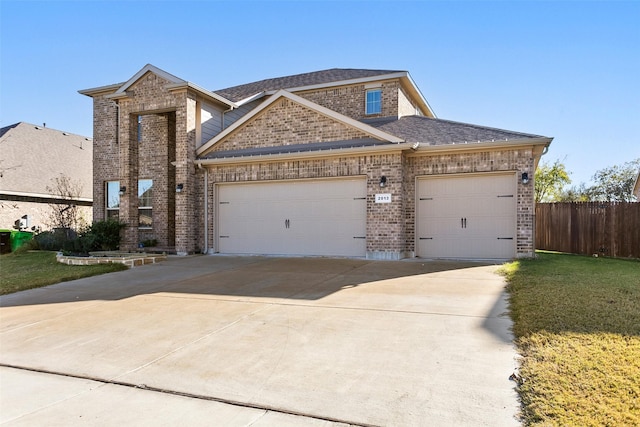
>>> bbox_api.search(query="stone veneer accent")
[56,252,167,267]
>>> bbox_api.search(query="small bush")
[86,219,126,251]
[34,229,69,251]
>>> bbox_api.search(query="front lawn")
[502,252,640,426]
[0,251,127,295]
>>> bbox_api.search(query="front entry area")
[416,172,517,259]
[216,177,367,257]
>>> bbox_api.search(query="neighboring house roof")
[369,115,545,145]
[214,68,404,103]
[0,122,92,201]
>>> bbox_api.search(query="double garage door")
[216,173,516,259]
[416,173,517,259]
[216,178,367,257]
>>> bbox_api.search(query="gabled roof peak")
[114,64,185,95]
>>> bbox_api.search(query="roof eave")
[78,83,123,97]
[195,142,412,167]
[166,82,237,108]
[0,189,93,202]
[407,137,553,155]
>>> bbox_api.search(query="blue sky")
[1,0,638,185]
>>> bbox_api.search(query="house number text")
[375,193,392,203]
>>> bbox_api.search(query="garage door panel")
[217,178,366,257]
[417,173,516,259]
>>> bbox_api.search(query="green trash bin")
[10,231,33,252]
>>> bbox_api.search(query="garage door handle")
[419,237,433,240]
[353,236,366,239]
[461,218,467,228]
[497,237,513,240]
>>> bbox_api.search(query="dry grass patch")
[501,252,640,426]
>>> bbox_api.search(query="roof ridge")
[213,68,406,102]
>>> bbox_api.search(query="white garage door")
[416,173,516,259]
[216,178,367,257]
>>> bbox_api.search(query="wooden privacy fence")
[536,202,640,259]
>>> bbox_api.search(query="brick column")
[118,112,139,251]
[174,93,198,255]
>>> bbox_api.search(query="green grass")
[0,250,128,295]
[501,252,640,426]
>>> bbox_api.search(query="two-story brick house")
[80,64,552,259]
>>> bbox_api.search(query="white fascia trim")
[78,83,123,97]
[195,142,412,167]
[408,137,553,155]
[235,91,268,106]
[114,64,185,95]
[404,71,436,118]
[196,89,404,156]
[166,82,237,108]
[1,190,93,202]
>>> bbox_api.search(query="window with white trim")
[105,181,120,219]
[138,179,153,228]
[366,89,382,115]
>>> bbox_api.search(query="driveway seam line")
[0,364,375,427]
[145,293,508,319]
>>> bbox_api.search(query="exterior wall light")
[521,172,529,185]
[119,186,126,196]
[379,176,387,188]
[176,183,184,193]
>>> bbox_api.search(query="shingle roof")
[370,116,545,145]
[202,138,388,160]
[214,68,403,102]
[0,122,93,199]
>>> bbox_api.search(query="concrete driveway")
[0,256,520,426]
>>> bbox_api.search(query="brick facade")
[84,66,546,259]
[212,98,376,152]
[90,72,205,254]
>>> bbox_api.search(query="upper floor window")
[105,181,120,220]
[137,115,142,142]
[366,89,382,115]
[138,179,153,229]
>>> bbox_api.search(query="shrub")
[34,229,70,251]
[86,219,126,251]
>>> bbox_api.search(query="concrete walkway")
[0,256,520,426]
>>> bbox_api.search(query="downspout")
[221,105,234,130]
[199,162,208,254]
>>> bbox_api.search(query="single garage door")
[416,173,516,259]
[217,178,367,257]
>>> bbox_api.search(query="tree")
[556,183,592,202]
[535,159,571,202]
[45,174,87,237]
[587,158,639,202]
